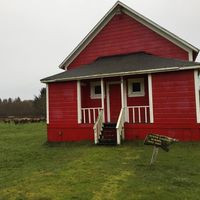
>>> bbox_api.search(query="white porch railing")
[127,106,150,123]
[93,109,104,144]
[116,108,125,145]
[81,107,102,124]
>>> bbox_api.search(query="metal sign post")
[150,146,159,165]
[144,134,178,165]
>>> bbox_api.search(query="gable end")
[60,1,199,70]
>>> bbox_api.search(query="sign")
[144,134,178,152]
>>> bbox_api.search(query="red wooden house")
[41,1,200,144]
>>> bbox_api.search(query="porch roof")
[41,52,200,83]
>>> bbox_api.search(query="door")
[109,84,121,122]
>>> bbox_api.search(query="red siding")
[124,124,200,142]
[48,81,94,142]
[152,70,196,124]
[47,125,93,142]
[49,82,77,126]
[68,13,188,70]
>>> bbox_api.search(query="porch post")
[121,77,124,108]
[101,78,105,122]
[194,70,200,123]
[46,84,49,124]
[148,74,154,123]
[123,78,128,122]
[77,80,82,124]
[120,77,125,141]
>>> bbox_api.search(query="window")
[128,78,145,97]
[90,82,102,99]
[94,85,101,95]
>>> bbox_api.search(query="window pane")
[132,82,141,92]
[95,85,101,94]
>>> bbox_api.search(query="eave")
[41,66,200,83]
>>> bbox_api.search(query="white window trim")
[128,78,145,97]
[90,81,102,99]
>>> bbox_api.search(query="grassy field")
[1,123,200,200]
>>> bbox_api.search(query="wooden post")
[106,83,110,122]
[121,77,124,108]
[46,84,49,124]
[101,78,105,122]
[121,77,125,141]
[77,80,82,124]
[123,79,128,122]
[148,74,154,123]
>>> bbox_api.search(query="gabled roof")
[41,52,200,83]
[59,1,199,70]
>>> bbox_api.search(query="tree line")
[0,88,46,118]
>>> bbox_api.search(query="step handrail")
[93,109,104,144]
[116,107,125,145]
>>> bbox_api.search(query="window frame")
[90,81,102,99]
[128,78,145,97]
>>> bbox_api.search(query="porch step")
[98,138,117,145]
[98,123,117,145]
[103,123,116,128]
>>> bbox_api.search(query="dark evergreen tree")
[33,87,46,117]
[0,88,46,118]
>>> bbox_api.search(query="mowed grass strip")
[1,123,200,200]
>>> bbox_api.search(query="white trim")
[101,78,105,122]
[106,81,121,122]
[180,66,200,70]
[106,83,110,122]
[123,79,128,122]
[60,1,199,70]
[90,81,102,99]
[121,77,124,108]
[194,70,200,123]
[128,78,145,97]
[77,80,82,124]
[42,65,200,83]
[148,74,154,123]
[46,84,49,124]
[188,51,193,61]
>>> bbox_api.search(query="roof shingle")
[41,53,200,83]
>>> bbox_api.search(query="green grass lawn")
[1,123,200,200]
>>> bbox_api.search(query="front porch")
[77,75,154,145]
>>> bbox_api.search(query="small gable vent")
[115,7,122,15]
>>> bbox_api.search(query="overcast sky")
[0,0,200,100]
